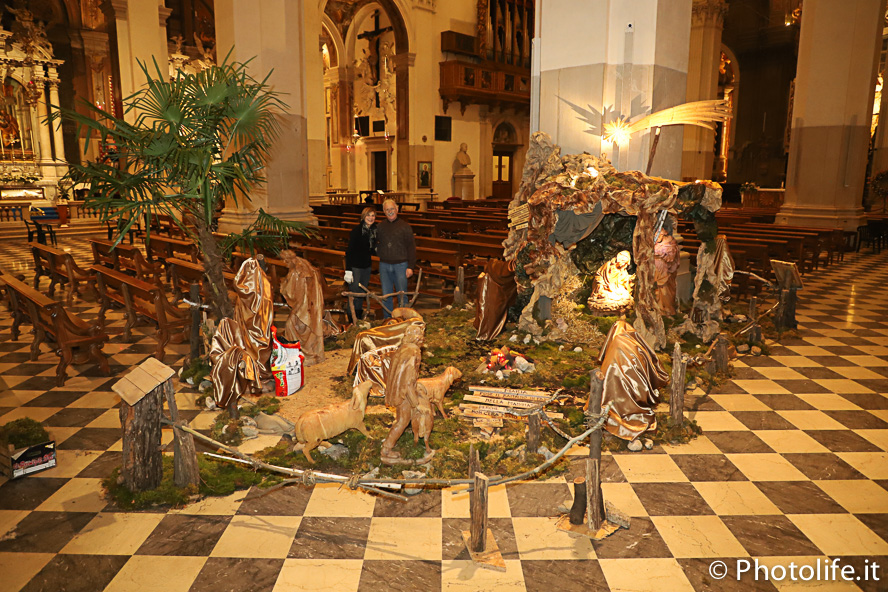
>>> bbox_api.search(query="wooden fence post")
[470,472,489,553]
[713,334,730,374]
[527,413,541,454]
[188,282,201,363]
[748,296,762,343]
[671,342,686,427]
[569,477,587,525]
[453,266,466,306]
[586,457,604,531]
[587,369,604,531]
[163,379,199,489]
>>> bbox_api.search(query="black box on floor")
[5,441,57,479]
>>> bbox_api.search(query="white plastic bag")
[270,326,304,396]
[344,270,354,284]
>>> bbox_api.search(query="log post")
[470,472,489,553]
[748,296,762,344]
[188,282,201,362]
[468,443,481,479]
[527,413,541,454]
[713,334,729,374]
[671,342,686,427]
[586,458,604,531]
[588,370,603,462]
[118,384,163,491]
[453,266,466,306]
[163,379,199,489]
[586,369,605,531]
[113,358,179,492]
[569,477,587,525]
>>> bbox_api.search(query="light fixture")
[602,117,632,146]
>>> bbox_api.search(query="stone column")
[35,80,54,164]
[777,0,887,230]
[104,0,169,123]
[46,69,66,162]
[680,0,727,181]
[533,0,692,179]
[391,51,415,192]
[215,0,323,229]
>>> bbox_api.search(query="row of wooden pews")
[0,267,110,386]
[680,211,854,297]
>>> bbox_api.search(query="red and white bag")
[270,326,304,397]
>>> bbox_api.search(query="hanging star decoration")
[602,99,732,146]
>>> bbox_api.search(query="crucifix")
[357,11,393,88]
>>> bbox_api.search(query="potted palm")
[54,58,310,319]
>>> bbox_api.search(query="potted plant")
[54,58,311,319]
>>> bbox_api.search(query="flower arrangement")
[0,170,40,185]
[739,181,758,193]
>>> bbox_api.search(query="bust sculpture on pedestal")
[452,142,475,199]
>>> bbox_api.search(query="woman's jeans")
[350,267,372,318]
[379,261,409,317]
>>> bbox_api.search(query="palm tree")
[55,57,309,318]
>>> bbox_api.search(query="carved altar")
[0,7,68,201]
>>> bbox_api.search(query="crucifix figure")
[357,11,393,86]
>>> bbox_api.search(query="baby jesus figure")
[587,250,635,314]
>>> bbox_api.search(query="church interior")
[1,0,888,591]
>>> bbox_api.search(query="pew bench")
[90,238,162,282]
[30,242,95,306]
[0,271,109,386]
[93,265,189,362]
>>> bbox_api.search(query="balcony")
[439,59,531,114]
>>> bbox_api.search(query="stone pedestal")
[454,171,475,200]
[777,0,886,230]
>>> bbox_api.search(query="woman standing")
[346,207,377,320]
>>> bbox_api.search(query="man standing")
[376,198,416,317]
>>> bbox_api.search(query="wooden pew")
[0,271,109,386]
[89,238,161,282]
[145,235,198,264]
[93,265,189,361]
[166,257,237,302]
[30,242,95,306]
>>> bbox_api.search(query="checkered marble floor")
[1,238,888,591]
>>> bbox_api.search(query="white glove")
[344,270,354,283]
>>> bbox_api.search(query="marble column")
[777,0,887,230]
[35,81,54,164]
[46,74,66,162]
[532,0,692,179]
[680,0,727,181]
[215,0,324,229]
[325,66,354,191]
